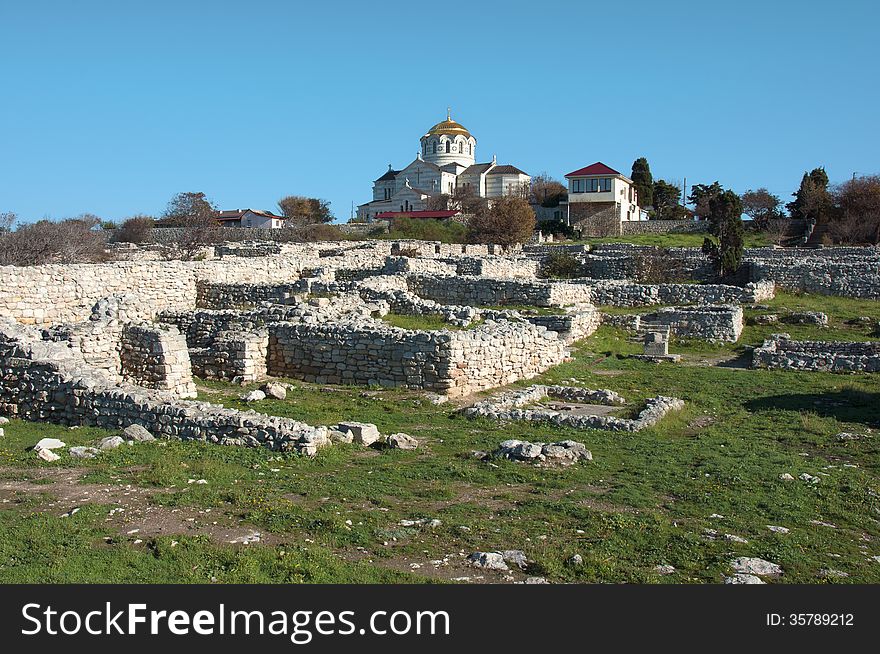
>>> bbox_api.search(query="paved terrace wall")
[0,319,328,454]
[407,275,592,307]
[266,318,566,397]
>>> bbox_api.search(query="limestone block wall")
[266,318,567,396]
[189,329,269,382]
[520,307,601,343]
[585,280,775,307]
[407,275,592,308]
[752,335,880,372]
[196,280,307,309]
[454,257,539,279]
[748,258,880,298]
[0,319,328,454]
[641,305,744,342]
[0,253,325,327]
[120,323,197,398]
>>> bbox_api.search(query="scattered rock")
[425,393,448,406]
[782,311,828,326]
[523,577,548,584]
[753,314,779,325]
[262,383,287,400]
[568,554,584,566]
[724,534,749,544]
[501,550,529,569]
[37,448,60,462]
[123,424,155,442]
[241,390,266,402]
[97,436,125,450]
[494,438,592,465]
[730,557,782,577]
[0,428,4,438]
[799,472,820,484]
[329,429,354,444]
[34,438,65,452]
[398,518,441,529]
[337,421,381,446]
[779,473,795,481]
[69,446,99,459]
[0,416,9,424]
[387,433,418,450]
[724,574,766,584]
[767,525,790,534]
[836,432,867,442]
[467,552,509,571]
[820,568,849,579]
[654,564,676,575]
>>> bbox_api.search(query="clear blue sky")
[1,0,877,223]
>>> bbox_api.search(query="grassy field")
[1,291,879,584]
[580,232,772,248]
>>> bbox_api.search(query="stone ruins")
[1,239,878,455]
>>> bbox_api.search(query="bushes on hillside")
[0,217,108,266]
[115,215,155,243]
[467,197,536,247]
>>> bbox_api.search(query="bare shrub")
[116,215,155,244]
[631,248,689,283]
[0,216,108,266]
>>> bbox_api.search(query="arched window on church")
[432,141,437,154]
[469,143,472,155]
[446,141,451,153]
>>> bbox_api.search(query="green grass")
[579,232,772,248]
[379,312,478,331]
[1,291,879,583]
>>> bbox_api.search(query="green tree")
[741,188,783,230]
[277,196,334,226]
[688,181,724,220]
[467,196,536,247]
[701,189,744,277]
[630,157,653,208]
[652,180,689,220]
[787,168,832,223]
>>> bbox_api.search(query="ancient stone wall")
[641,305,744,342]
[119,323,197,398]
[752,334,880,372]
[0,319,328,454]
[454,256,539,279]
[189,329,269,382]
[407,275,592,308]
[266,318,566,396]
[586,280,775,307]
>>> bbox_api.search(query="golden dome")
[425,110,472,139]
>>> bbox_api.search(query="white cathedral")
[357,111,531,221]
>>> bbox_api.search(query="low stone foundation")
[0,319,328,455]
[464,385,683,432]
[751,334,880,372]
[267,319,567,396]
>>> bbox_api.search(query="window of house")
[599,178,612,192]
[446,141,451,153]
[433,142,437,154]
[570,178,586,193]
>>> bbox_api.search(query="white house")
[357,111,530,221]
[564,162,644,235]
[216,209,287,229]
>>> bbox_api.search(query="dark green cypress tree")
[630,157,654,208]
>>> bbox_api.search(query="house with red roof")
[564,162,645,236]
